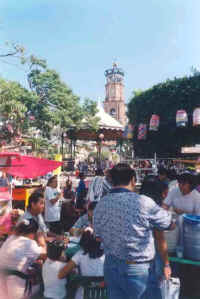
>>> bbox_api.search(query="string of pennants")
[123,108,200,140]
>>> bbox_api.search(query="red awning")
[0,153,62,179]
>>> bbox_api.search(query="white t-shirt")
[72,250,105,299]
[45,186,61,222]
[42,258,67,299]
[0,235,43,299]
[164,187,200,215]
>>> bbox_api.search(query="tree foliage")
[0,48,99,145]
[128,74,200,157]
[0,78,37,143]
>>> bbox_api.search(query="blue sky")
[0,0,200,103]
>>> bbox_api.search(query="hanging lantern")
[123,124,134,139]
[149,114,160,131]
[193,108,200,126]
[176,110,188,127]
[127,124,134,139]
[138,124,147,140]
[29,115,35,121]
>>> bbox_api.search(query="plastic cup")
[176,246,183,258]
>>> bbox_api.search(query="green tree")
[128,74,200,157]
[82,98,99,130]
[0,78,38,143]
[26,59,98,138]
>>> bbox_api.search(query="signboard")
[54,154,62,175]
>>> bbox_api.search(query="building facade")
[103,63,127,126]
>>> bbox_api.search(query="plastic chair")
[67,275,107,299]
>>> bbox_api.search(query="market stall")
[0,152,63,209]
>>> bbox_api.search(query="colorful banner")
[176,110,188,127]
[138,124,147,140]
[149,114,160,131]
[193,108,200,126]
[123,124,134,139]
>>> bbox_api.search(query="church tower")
[103,63,126,126]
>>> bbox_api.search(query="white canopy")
[96,103,123,129]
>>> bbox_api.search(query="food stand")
[12,185,42,209]
[0,152,63,210]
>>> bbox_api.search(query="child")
[42,241,67,299]
[58,227,105,299]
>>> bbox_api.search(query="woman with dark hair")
[58,228,105,299]
[140,175,171,299]
[163,173,200,215]
[0,219,46,299]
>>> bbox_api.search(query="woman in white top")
[58,228,105,299]
[45,176,62,235]
[0,219,46,299]
[163,173,200,215]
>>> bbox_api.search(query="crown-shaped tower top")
[103,63,126,126]
[104,62,124,84]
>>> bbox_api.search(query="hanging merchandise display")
[176,110,188,127]
[138,123,147,140]
[193,108,200,126]
[149,114,160,131]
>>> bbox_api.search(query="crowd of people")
[0,163,199,298]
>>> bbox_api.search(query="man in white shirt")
[163,173,200,215]
[45,176,62,235]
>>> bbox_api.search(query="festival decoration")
[149,114,160,131]
[176,110,188,127]
[138,123,147,140]
[123,124,134,139]
[0,152,63,179]
[193,108,200,126]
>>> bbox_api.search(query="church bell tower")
[103,63,126,126]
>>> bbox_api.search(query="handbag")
[160,277,180,299]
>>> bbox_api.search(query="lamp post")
[97,133,104,169]
[61,132,68,160]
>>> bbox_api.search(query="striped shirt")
[87,176,111,202]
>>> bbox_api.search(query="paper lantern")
[123,124,134,139]
[193,108,200,126]
[176,110,188,127]
[149,114,160,131]
[138,124,147,140]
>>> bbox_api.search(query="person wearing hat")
[162,173,200,215]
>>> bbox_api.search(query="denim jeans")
[142,252,163,299]
[104,255,150,299]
